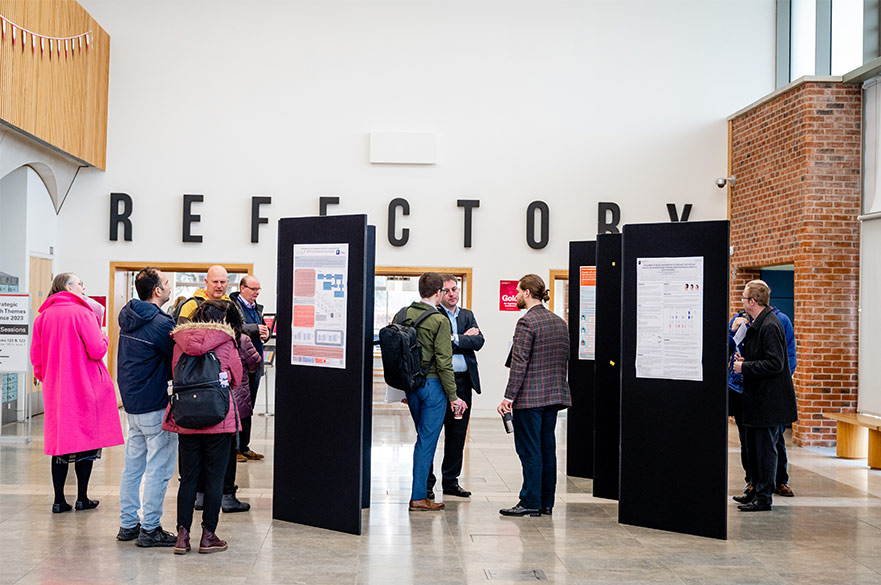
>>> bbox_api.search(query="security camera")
[715,176,735,188]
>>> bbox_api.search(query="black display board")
[361,227,375,509]
[566,241,596,479]
[273,215,375,535]
[592,233,622,500]
[619,221,729,540]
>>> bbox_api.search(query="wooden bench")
[822,412,881,467]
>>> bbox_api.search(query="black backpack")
[378,306,437,393]
[172,296,203,322]
[168,350,231,429]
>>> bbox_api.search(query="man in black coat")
[732,280,798,512]
[230,275,270,461]
[427,274,485,498]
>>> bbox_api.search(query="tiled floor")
[2,411,881,584]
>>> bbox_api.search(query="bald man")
[175,265,231,323]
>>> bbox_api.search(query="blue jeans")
[407,378,447,501]
[119,409,178,531]
[512,406,560,510]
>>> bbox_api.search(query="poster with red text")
[291,244,348,368]
[499,280,520,311]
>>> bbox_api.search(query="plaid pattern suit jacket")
[504,304,571,409]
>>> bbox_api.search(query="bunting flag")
[0,13,92,60]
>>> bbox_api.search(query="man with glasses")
[230,275,271,462]
[731,280,797,512]
[427,274,484,499]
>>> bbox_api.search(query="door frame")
[548,269,568,316]
[375,266,473,308]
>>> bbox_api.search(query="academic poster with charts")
[578,266,596,360]
[291,244,348,369]
[635,256,703,382]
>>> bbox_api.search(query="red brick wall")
[729,82,861,447]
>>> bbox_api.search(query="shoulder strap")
[174,296,203,321]
[394,306,410,325]
[412,308,437,328]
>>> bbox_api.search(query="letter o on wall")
[526,200,549,249]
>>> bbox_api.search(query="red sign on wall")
[499,280,520,311]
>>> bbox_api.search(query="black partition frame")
[619,221,729,540]
[273,215,375,535]
[566,241,596,479]
[592,233,622,500]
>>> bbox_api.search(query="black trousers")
[732,389,789,486]
[745,425,779,506]
[428,372,473,491]
[239,370,262,453]
[178,433,232,533]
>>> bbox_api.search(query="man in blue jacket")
[116,267,177,547]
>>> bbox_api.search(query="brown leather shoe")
[236,453,248,463]
[408,498,445,511]
[198,527,228,554]
[173,526,190,555]
[243,450,264,460]
[775,483,795,497]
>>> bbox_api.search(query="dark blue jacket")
[117,299,175,414]
[771,306,796,374]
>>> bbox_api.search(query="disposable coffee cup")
[453,403,464,420]
[502,411,514,434]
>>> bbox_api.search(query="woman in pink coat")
[162,299,243,555]
[30,273,124,514]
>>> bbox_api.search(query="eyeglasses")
[741,297,752,302]
[241,284,261,292]
[440,288,449,294]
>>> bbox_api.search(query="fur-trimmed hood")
[171,321,236,356]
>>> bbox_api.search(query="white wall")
[0,168,28,283]
[26,170,58,262]
[57,0,776,416]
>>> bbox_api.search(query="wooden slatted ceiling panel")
[0,0,109,169]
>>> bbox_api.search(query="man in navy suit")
[427,274,485,499]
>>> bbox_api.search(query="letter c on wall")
[388,198,410,247]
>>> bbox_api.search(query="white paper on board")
[291,244,349,369]
[0,294,30,373]
[733,323,747,347]
[635,256,703,382]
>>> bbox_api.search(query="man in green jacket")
[405,272,467,512]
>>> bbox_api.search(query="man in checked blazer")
[497,274,571,517]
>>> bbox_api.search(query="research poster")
[635,257,703,381]
[0,294,30,372]
[578,266,596,360]
[291,244,348,369]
